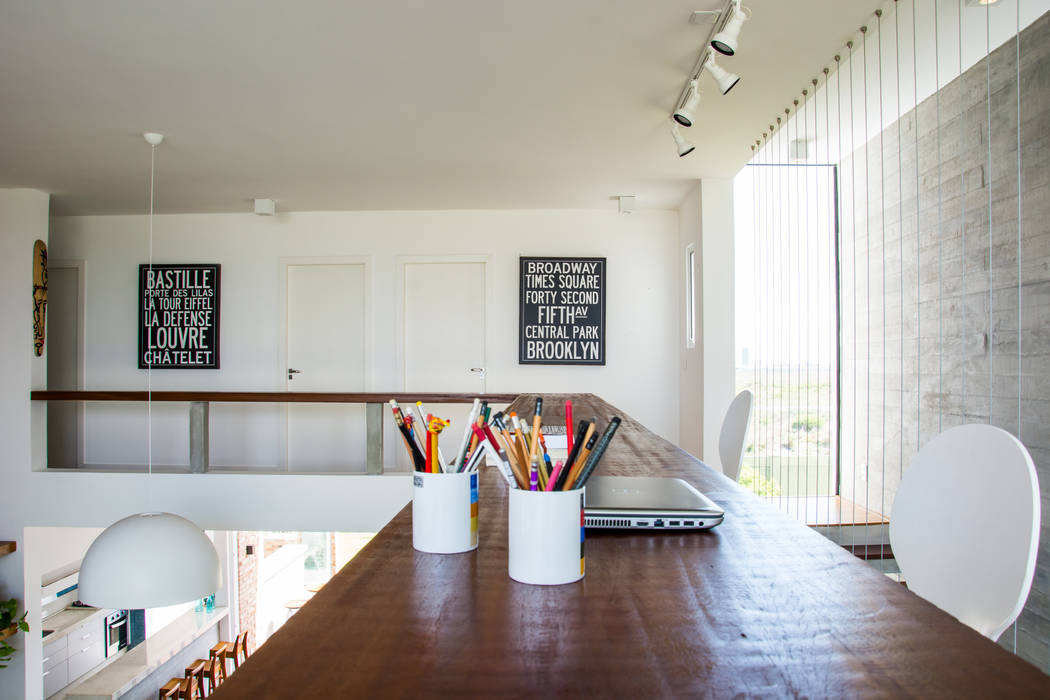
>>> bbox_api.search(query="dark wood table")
[212,394,1048,697]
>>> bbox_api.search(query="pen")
[572,417,622,489]
[454,398,480,469]
[529,459,539,491]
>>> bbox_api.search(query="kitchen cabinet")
[42,609,108,699]
[42,634,69,698]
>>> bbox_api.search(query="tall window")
[734,164,838,515]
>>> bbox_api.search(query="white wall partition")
[48,209,681,470]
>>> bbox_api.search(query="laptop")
[583,476,724,530]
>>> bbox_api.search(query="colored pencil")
[564,422,598,489]
[545,460,565,492]
[565,400,574,453]
[529,397,543,464]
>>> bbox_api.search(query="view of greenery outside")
[736,368,835,503]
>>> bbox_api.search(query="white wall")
[49,208,682,469]
[678,181,735,467]
[678,185,702,457]
[0,188,50,700]
[700,179,735,468]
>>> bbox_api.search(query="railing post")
[365,402,384,474]
[190,401,210,473]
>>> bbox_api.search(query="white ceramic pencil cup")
[508,487,585,585]
[412,470,479,554]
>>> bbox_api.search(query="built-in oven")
[105,610,128,657]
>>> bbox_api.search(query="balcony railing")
[31,391,518,474]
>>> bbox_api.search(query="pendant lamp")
[78,513,221,608]
[78,133,222,609]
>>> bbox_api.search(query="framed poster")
[138,263,221,369]
[519,256,605,365]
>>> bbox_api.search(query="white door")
[286,264,367,471]
[47,265,81,467]
[402,261,486,468]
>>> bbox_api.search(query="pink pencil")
[544,460,565,492]
[565,401,574,453]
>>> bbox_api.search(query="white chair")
[889,424,1040,640]
[718,390,753,481]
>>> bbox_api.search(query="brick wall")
[236,531,260,649]
[839,10,1050,668]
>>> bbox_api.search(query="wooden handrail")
[30,391,518,404]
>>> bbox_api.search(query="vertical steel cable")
[837,51,846,542]
[862,22,872,546]
[793,96,802,518]
[985,0,993,427]
[896,0,905,497]
[876,9,887,571]
[936,0,944,433]
[803,88,812,509]
[781,108,789,510]
[752,148,760,495]
[767,125,776,499]
[817,71,826,526]
[958,0,968,420]
[824,63,834,532]
[844,36,852,554]
[1013,0,1024,661]
[913,0,922,465]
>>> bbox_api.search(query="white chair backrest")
[889,424,1040,640]
[718,390,753,481]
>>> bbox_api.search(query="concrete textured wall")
[839,10,1050,668]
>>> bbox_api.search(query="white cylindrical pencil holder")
[412,470,479,554]
[508,487,585,585]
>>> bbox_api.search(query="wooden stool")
[159,678,181,700]
[233,630,250,666]
[183,659,207,699]
[306,583,324,593]
[176,676,199,700]
[284,599,308,620]
[209,642,233,681]
[205,656,224,693]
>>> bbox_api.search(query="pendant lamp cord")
[147,142,155,509]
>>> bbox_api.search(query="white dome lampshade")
[78,513,222,609]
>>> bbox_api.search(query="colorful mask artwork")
[33,239,47,356]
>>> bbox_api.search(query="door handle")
[469,367,486,379]
[288,368,301,380]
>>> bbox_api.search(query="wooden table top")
[211,394,1048,698]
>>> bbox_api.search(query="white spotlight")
[618,195,636,215]
[673,80,701,127]
[711,1,751,56]
[670,121,695,157]
[703,50,740,95]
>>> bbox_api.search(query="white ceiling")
[0,1,875,215]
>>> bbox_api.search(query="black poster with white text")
[138,264,221,369]
[519,257,605,365]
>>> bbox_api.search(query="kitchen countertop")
[42,607,107,642]
[63,606,227,700]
